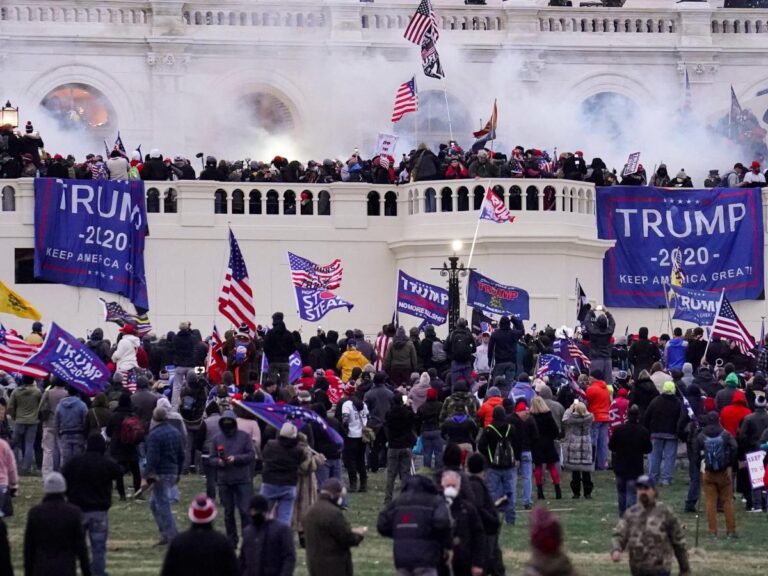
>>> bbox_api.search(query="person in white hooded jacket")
[112,325,140,375]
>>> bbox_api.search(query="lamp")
[432,240,473,332]
[0,101,19,127]
[451,239,463,253]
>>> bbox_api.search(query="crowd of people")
[0,304,767,575]
[4,121,768,194]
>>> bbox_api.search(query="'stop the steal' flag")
[23,322,109,396]
[466,270,529,319]
[597,186,764,307]
[288,252,352,322]
[34,179,149,310]
[479,188,514,223]
[396,270,449,326]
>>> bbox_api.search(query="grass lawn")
[5,469,768,575]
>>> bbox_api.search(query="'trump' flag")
[0,325,46,378]
[576,279,590,323]
[391,77,419,123]
[99,298,152,337]
[669,286,720,326]
[295,288,354,322]
[473,99,498,139]
[218,230,256,333]
[711,294,755,357]
[23,323,109,395]
[239,401,344,448]
[420,28,444,79]
[536,354,568,379]
[0,281,41,320]
[479,188,513,223]
[404,0,439,45]
[260,351,303,384]
[288,252,343,290]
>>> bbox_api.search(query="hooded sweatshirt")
[385,328,417,372]
[715,373,740,411]
[720,390,751,437]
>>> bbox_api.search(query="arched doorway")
[40,83,116,133]
[579,92,637,143]
[240,92,295,134]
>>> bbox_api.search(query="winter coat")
[112,334,140,373]
[303,495,364,576]
[643,394,682,437]
[141,157,168,181]
[585,311,615,359]
[477,419,522,469]
[86,394,112,437]
[585,380,611,422]
[210,428,255,485]
[468,158,499,179]
[55,396,88,436]
[62,450,122,512]
[664,338,687,370]
[239,519,296,576]
[8,384,42,425]
[261,436,302,486]
[106,406,139,463]
[477,396,504,428]
[411,149,441,182]
[628,338,661,379]
[23,495,90,576]
[364,385,394,429]
[561,409,594,472]
[38,385,68,428]
[161,524,238,576]
[509,382,535,407]
[439,391,477,425]
[145,422,184,477]
[263,322,296,363]
[446,495,485,575]
[385,404,416,449]
[106,156,130,181]
[336,350,369,383]
[609,421,652,478]
[487,318,524,364]
[131,389,159,432]
[630,374,659,421]
[532,412,560,464]
[385,339,417,372]
[720,390,751,437]
[739,408,768,452]
[408,380,431,413]
[417,398,442,433]
[172,330,197,367]
[441,414,478,447]
[85,329,111,363]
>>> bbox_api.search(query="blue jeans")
[686,444,700,509]
[260,483,297,526]
[219,482,253,546]
[520,451,533,506]
[82,510,108,576]
[649,437,677,485]
[149,474,178,541]
[590,422,609,470]
[316,458,343,487]
[450,361,472,386]
[13,423,38,472]
[421,430,444,469]
[616,476,637,516]
[59,434,85,469]
[486,466,517,524]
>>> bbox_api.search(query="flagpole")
[441,77,454,144]
[661,277,674,335]
[702,289,726,366]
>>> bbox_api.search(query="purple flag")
[238,401,343,448]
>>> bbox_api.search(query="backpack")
[120,416,145,445]
[179,394,197,420]
[431,340,447,363]
[451,331,474,362]
[703,433,729,472]
[488,425,515,468]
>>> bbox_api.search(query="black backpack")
[451,331,474,362]
[488,425,514,468]
[179,394,198,421]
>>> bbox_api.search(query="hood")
[732,389,747,406]
[403,474,439,495]
[500,316,511,329]
[60,396,81,409]
[683,362,693,376]
[344,350,366,362]
[90,328,104,341]
[92,393,108,408]
[450,414,469,424]
[725,373,739,388]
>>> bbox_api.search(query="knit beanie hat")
[25,121,33,134]
[426,387,439,401]
[44,472,67,495]
[662,381,676,395]
[529,507,562,555]
[188,494,217,524]
[487,386,501,398]
[279,422,298,439]
[725,373,739,389]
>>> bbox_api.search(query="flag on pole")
[404,0,439,45]
[0,281,41,320]
[218,230,256,333]
[670,248,686,288]
[99,299,152,337]
[576,279,590,324]
[288,252,343,290]
[730,86,742,138]
[760,317,765,353]
[103,139,110,158]
[207,325,227,383]
[114,132,126,154]
[238,401,344,448]
[711,294,755,357]
[536,354,569,379]
[473,99,498,139]
[479,188,513,223]
[420,29,444,79]
[391,77,419,123]
[682,68,692,114]
[0,324,46,378]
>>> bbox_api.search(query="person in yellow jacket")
[336,340,369,383]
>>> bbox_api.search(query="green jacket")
[9,385,42,425]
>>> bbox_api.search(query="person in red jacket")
[720,389,751,437]
[608,388,630,440]
[585,369,611,470]
[444,157,469,179]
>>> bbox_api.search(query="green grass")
[6,469,768,575]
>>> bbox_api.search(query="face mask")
[220,422,236,435]
[251,512,266,525]
[443,486,459,500]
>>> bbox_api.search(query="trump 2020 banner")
[34,179,150,310]
[24,322,109,396]
[597,187,764,307]
[467,270,530,319]
[396,270,449,326]
[669,285,720,326]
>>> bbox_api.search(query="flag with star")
[711,294,755,357]
[99,298,152,337]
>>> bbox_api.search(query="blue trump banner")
[467,270,529,319]
[670,285,721,326]
[396,270,449,326]
[260,351,303,384]
[295,287,353,322]
[23,322,109,396]
[597,186,764,307]
[34,178,149,310]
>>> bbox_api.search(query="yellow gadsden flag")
[0,281,42,320]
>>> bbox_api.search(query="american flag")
[536,354,568,379]
[218,230,256,333]
[239,401,344,448]
[479,188,514,223]
[568,339,591,368]
[711,295,755,357]
[0,325,47,378]
[391,77,418,123]
[288,252,343,290]
[100,298,153,337]
[404,0,439,45]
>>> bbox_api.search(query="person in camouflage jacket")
[611,475,690,576]
[438,381,477,426]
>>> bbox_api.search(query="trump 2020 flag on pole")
[218,230,256,333]
[479,188,514,223]
[23,322,109,395]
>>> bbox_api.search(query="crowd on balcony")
[3,122,768,194]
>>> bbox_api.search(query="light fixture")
[0,101,19,128]
[451,239,463,253]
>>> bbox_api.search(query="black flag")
[576,279,590,324]
[420,28,444,79]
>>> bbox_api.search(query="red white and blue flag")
[0,325,46,378]
[404,0,439,45]
[218,230,256,333]
[479,188,514,223]
[711,295,755,357]
[288,251,343,290]
[391,77,419,123]
[237,401,344,448]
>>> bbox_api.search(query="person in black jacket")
[383,395,416,505]
[24,472,91,576]
[172,322,198,407]
[478,406,522,526]
[441,470,485,576]
[630,369,659,422]
[644,382,682,487]
[260,422,303,526]
[417,387,444,469]
[161,494,238,576]
[62,435,123,576]
[678,383,706,513]
[628,327,661,380]
[488,315,525,389]
[141,150,169,181]
[377,474,452,575]
[585,307,616,384]
[312,403,344,487]
[608,405,652,515]
[239,494,296,576]
[263,312,297,387]
[105,393,141,500]
[686,327,707,368]
[466,453,504,576]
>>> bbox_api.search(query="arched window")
[440,187,452,212]
[283,191,296,215]
[240,92,295,135]
[163,189,177,213]
[146,189,160,213]
[300,190,313,215]
[249,190,262,214]
[1,186,16,211]
[214,189,227,214]
[367,191,381,216]
[384,191,397,216]
[40,83,116,133]
[318,190,331,215]
[232,189,244,214]
[579,92,638,145]
[266,190,279,214]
